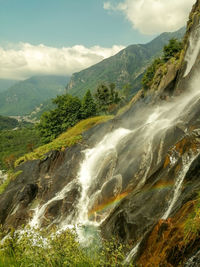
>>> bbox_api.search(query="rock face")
[0,1,200,266]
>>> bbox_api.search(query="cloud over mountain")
[0,43,124,80]
[104,0,195,35]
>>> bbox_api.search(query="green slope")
[66,27,185,97]
[0,115,19,130]
[0,75,70,116]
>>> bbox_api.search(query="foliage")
[66,28,185,98]
[15,116,113,167]
[142,38,183,91]
[95,83,121,114]
[142,58,163,90]
[0,126,42,170]
[38,94,82,143]
[163,38,183,62]
[184,194,200,243]
[0,226,133,267]
[0,116,18,131]
[81,90,97,119]
[0,75,69,116]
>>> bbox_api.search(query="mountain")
[66,27,185,97]
[0,75,70,116]
[0,115,19,130]
[0,79,18,93]
[0,1,200,266]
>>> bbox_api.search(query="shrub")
[0,226,133,266]
[163,38,183,62]
[142,58,163,90]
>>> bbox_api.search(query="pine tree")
[81,90,97,119]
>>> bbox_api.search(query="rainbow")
[88,180,174,218]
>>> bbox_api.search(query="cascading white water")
[27,23,200,257]
[124,240,141,264]
[184,24,200,77]
[162,152,200,219]
[30,180,75,228]
[30,72,200,232]
[74,128,132,226]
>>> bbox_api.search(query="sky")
[0,0,195,80]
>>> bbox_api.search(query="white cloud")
[104,0,195,35]
[0,43,124,80]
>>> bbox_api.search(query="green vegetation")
[184,194,200,243]
[16,116,113,167]
[0,75,69,116]
[0,227,132,267]
[142,58,163,90]
[38,94,82,143]
[95,83,121,114]
[142,38,183,91]
[81,90,97,119]
[163,38,183,62]
[0,116,18,131]
[0,126,42,170]
[37,87,116,143]
[66,28,185,98]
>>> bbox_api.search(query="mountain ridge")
[0,75,70,116]
[66,27,186,97]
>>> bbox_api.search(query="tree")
[163,38,183,62]
[38,94,82,143]
[81,90,97,119]
[95,83,121,114]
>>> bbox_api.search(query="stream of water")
[27,20,200,263]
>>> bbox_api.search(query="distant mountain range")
[0,75,70,116]
[0,28,185,118]
[0,79,18,93]
[66,27,185,97]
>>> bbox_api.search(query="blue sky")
[0,0,153,47]
[0,0,195,80]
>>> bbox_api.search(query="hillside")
[66,27,185,97]
[0,79,18,93]
[0,115,18,130]
[0,75,70,116]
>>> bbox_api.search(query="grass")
[0,227,132,267]
[15,116,113,167]
[0,126,42,170]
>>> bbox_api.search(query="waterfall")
[29,68,200,231]
[162,152,200,219]
[124,240,141,265]
[29,128,132,234]
[184,24,200,77]
[74,128,132,226]
[29,180,75,228]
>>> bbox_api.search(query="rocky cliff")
[0,1,200,266]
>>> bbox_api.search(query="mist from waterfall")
[184,24,200,77]
[27,18,200,259]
